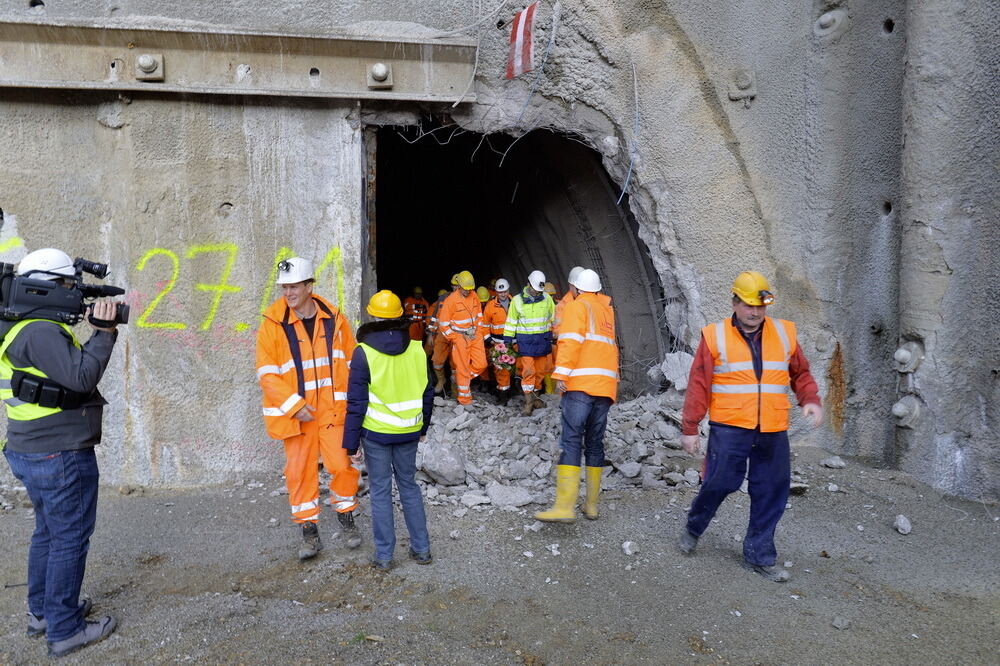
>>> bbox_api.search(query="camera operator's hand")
[88,300,118,332]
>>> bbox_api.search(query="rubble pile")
[412,390,702,511]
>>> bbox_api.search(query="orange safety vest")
[480,297,510,339]
[403,296,430,325]
[552,292,619,401]
[256,294,355,440]
[553,291,575,340]
[702,316,796,433]
[438,290,483,342]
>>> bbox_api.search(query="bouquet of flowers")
[489,340,518,372]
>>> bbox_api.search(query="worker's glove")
[463,329,476,341]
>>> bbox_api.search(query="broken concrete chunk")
[821,456,847,469]
[485,482,533,507]
[832,616,851,630]
[421,438,467,486]
[617,461,642,478]
[894,514,912,535]
[683,469,701,486]
[460,492,491,507]
[621,541,638,556]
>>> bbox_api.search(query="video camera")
[0,258,129,326]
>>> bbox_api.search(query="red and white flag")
[506,2,539,79]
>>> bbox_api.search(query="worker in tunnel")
[473,286,494,392]
[424,288,447,355]
[678,271,823,583]
[438,270,487,405]
[256,257,362,561]
[536,269,618,523]
[503,270,555,416]
[403,286,429,342]
[430,276,460,395]
[481,278,513,404]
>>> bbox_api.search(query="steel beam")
[0,20,477,103]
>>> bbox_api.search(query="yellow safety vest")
[359,340,427,436]
[0,319,81,421]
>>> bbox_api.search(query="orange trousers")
[450,334,487,404]
[517,355,553,394]
[494,367,511,391]
[431,333,452,370]
[283,421,360,524]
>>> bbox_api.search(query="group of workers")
[2,243,822,658]
[401,267,596,416]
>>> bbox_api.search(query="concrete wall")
[0,1,995,498]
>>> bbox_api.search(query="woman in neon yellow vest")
[343,290,435,570]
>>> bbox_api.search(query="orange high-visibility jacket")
[480,297,510,340]
[552,292,619,401]
[403,296,430,325]
[553,291,575,340]
[256,295,356,440]
[438,290,483,342]
[702,316,796,433]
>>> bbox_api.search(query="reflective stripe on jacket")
[552,292,618,400]
[503,289,554,357]
[438,290,483,340]
[0,319,80,421]
[256,295,355,440]
[703,317,796,433]
[358,340,427,435]
[403,297,430,324]
[553,291,575,340]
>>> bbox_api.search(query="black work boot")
[337,510,362,549]
[298,522,323,561]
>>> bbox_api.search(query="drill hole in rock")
[883,18,895,34]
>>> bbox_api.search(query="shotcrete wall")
[0,1,995,498]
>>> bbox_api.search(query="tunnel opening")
[371,121,672,396]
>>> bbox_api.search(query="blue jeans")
[557,391,612,467]
[685,424,790,566]
[362,438,430,562]
[4,447,99,642]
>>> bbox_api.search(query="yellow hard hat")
[366,289,404,318]
[476,286,490,302]
[455,270,475,290]
[413,286,423,295]
[450,273,460,286]
[437,289,448,297]
[732,271,775,306]
[543,281,556,295]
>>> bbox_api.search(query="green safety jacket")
[502,289,555,357]
[0,318,81,422]
[359,340,427,435]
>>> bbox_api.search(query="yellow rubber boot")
[583,466,602,520]
[543,376,557,394]
[534,465,581,523]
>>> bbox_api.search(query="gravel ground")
[1,445,998,665]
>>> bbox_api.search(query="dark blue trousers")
[4,448,99,642]
[685,424,790,566]
[557,391,612,467]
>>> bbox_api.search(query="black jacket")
[343,318,434,453]
[0,320,117,453]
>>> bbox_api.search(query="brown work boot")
[433,368,446,395]
[532,393,547,410]
[298,522,323,560]
[521,394,535,417]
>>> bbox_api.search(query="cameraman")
[0,248,119,658]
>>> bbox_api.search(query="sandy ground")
[1,445,997,665]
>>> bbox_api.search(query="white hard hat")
[527,270,546,292]
[495,278,510,292]
[275,257,314,285]
[568,266,585,284]
[17,248,75,279]
[571,268,602,292]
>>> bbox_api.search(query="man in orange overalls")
[256,257,361,560]
[430,278,460,395]
[480,278,513,404]
[403,286,430,341]
[438,270,487,405]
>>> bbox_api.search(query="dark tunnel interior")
[372,122,671,395]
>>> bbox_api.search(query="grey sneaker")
[298,522,323,561]
[337,510,362,549]
[27,598,93,637]
[47,615,117,658]
[741,560,790,582]
[371,558,392,571]
[679,531,698,555]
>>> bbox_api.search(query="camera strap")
[10,370,91,410]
